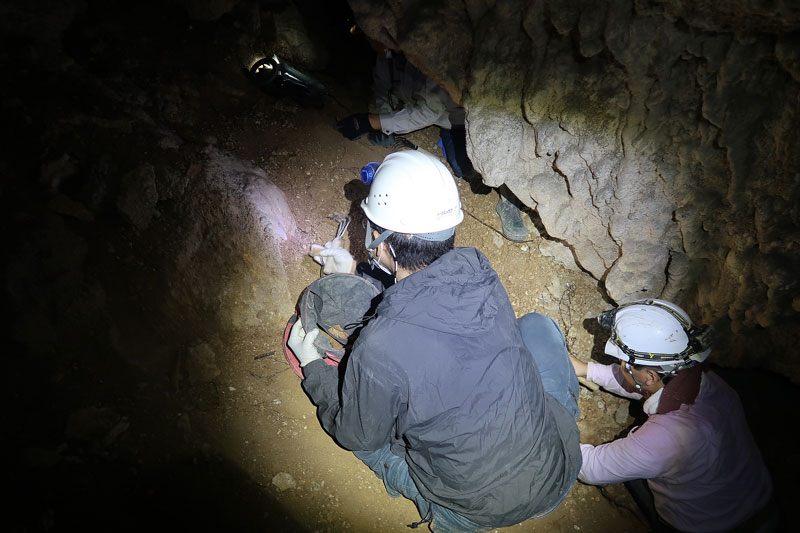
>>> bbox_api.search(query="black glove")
[367,131,394,147]
[335,113,374,140]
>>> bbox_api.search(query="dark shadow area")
[463,169,494,195]
[445,123,491,196]
[5,1,378,531]
[6,334,308,532]
[62,1,206,76]
[343,178,371,263]
[9,454,307,533]
[711,364,797,527]
[245,0,376,110]
[445,125,493,196]
[293,0,375,85]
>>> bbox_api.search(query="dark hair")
[631,362,675,386]
[373,224,455,271]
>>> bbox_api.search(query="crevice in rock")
[551,152,574,198]
[522,203,549,238]
[661,251,673,295]
[521,202,594,277]
[673,210,688,254]
[597,273,619,307]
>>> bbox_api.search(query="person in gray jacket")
[334,37,529,242]
[288,150,581,531]
[335,42,464,165]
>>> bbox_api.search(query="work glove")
[367,131,394,147]
[312,243,356,275]
[335,113,374,140]
[287,320,322,367]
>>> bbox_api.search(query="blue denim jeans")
[353,312,580,532]
[517,312,581,422]
[353,445,489,532]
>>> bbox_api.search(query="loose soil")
[180,85,647,532]
[7,7,650,529]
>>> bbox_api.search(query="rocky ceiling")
[349,0,800,380]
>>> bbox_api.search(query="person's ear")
[372,229,380,239]
[645,369,661,385]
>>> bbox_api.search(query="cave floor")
[175,85,647,532]
[10,1,795,529]
[10,65,646,533]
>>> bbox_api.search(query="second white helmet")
[599,299,712,369]
[361,149,464,238]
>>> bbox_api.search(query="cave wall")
[349,0,800,381]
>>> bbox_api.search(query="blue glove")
[335,113,374,140]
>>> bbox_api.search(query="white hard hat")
[600,299,712,369]
[361,150,464,238]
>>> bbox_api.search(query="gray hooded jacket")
[302,247,581,527]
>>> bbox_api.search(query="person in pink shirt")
[571,299,779,532]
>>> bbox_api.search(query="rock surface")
[351,0,800,381]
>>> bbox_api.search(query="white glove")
[287,320,322,367]
[311,242,355,275]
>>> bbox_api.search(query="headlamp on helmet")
[597,299,713,371]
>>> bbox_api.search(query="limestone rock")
[350,0,800,382]
[272,472,297,491]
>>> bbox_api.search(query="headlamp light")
[360,162,380,185]
[596,309,616,331]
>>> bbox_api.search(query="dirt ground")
[7,22,644,533]
[9,4,793,531]
[181,80,648,532]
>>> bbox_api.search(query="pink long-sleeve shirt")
[579,362,772,532]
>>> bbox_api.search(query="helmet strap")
[623,361,648,392]
[371,240,397,278]
[364,220,397,278]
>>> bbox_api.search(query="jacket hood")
[377,247,502,336]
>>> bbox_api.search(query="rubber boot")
[496,195,528,241]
